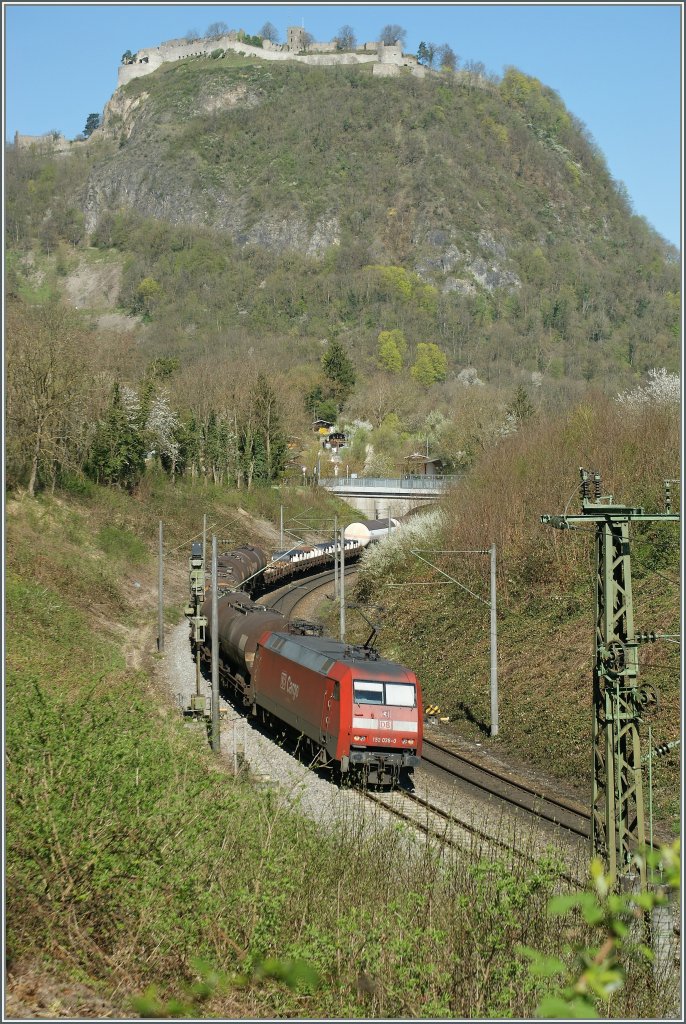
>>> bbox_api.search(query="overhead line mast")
[541,469,679,890]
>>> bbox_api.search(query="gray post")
[340,527,346,643]
[197,514,204,697]
[490,543,499,737]
[157,520,164,652]
[333,514,338,599]
[211,535,220,753]
[648,725,653,853]
[280,505,284,549]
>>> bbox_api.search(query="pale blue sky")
[3,3,682,247]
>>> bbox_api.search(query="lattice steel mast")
[542,470,679,889]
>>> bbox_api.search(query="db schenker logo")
[280,671,299,700]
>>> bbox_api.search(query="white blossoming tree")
[615,368,680,408]
[146,392,181,478]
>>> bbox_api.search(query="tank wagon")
[216,545,268,594]
[197,592,423,786]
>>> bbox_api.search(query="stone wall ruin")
[115,27,424,89]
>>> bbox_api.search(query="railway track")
[421,738,591,840]
[258,567,591,870]
[261,565,357,618]
[363,785,585,885]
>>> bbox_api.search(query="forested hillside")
[6,52,680,496]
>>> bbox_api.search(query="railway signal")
[184,540,208,713]
[541,468,679,891]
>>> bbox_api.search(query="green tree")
[87,384,146,490]
[83,113,100,138]
[133,276,162,318]
[411,343,448,387]
[304,385,338,424]
[438,43,458,71]
[321,339,356,407]
[507,385,534,423]
[252,373,288,481]
[203,412,237,485]
[377,329,407,373]
[417,41,437,68]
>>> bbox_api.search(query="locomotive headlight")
[353,734,367,742]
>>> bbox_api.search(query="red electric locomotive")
[253,632,422,786]
[199,592,422,786]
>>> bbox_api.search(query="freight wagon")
[205,519,400,598]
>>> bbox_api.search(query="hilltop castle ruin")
[117,28,425,88]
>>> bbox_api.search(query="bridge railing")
[319,475,458,490]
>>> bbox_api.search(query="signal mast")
[541,469,679,889]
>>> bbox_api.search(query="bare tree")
[379,24,406,47]
[6,301,96,495]
[206,21,229,38]
[185,28,200,42]
[260,21,279,43]
[463,58,486,83]
[301,31,315,52]
[336,24,356,50]
[438,43,458,71]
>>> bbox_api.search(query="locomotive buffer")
[542,469,679,891]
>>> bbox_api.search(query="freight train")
[214,518,399,597]
[195,590,423,786]
[215,539,363,596]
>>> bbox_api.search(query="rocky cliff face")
[90,72,341,255]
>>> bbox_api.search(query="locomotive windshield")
[353,680,416,707]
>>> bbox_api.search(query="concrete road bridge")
[319,475,458,517]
